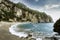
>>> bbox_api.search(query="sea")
[9,22,57,40]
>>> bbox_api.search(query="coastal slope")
[0,0,53,23]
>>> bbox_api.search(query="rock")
[29,38,36,40]
[0,0,53,23]
[53,19,60,34]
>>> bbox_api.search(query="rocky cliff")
[0,0,53,23]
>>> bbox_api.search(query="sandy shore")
[0,22,57,40]
[0,22,21,40]
[0,22,36,40]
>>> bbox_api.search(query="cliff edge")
[0,0,53,23]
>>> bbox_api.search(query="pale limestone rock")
[32,16,38,23]
[0,0,2,3]
[9,19,14,22]
[29,13,33,19]
[0,0,53,23]
[14,7,22,17]
[16,9,22,17]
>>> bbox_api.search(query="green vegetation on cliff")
[0,0,53,23]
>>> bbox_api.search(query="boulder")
[53,19,60,34]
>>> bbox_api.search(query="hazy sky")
[10,0,60,22]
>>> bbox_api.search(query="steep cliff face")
[0,0,53,23]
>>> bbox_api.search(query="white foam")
[36,38,42,40]
[15,22,31,25]
[9,23,28,38]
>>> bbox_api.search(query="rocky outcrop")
[53,19,60,34]
[0,0,53,23]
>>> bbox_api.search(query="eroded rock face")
[53,19,60,34]
[0,0,53,23]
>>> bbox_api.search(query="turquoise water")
[16,23,54,35]
[17,23,34,29]
[9,23,55,38]
[32,23,54,34]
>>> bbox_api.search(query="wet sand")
[0,22,36,40]
[0,22,57,40]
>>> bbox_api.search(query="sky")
[10,0,60,22]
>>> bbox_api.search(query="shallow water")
[32,23,54,35]
[9,22,55,38]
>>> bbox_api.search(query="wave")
[9,22,34,38]
[9,22,56,40]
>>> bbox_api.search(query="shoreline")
[0,22,37,40]
[0,22,58,40]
